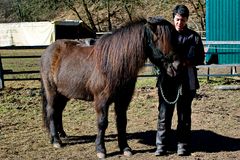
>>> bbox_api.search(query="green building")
[206,0,240,64]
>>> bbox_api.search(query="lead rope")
[159,83,182,104]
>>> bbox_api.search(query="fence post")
[0,54,4,89]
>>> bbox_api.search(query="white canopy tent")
[0,20,95,47]
[0,21,54,47]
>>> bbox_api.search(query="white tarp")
[0,22,55,47]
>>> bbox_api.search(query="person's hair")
[172,5,189,19]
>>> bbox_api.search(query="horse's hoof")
[123,150,132,157]
[53,142,62,148]
[123,147,133,157]
[97,152,105,159]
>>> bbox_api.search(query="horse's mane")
[93,18,148,86]
[91,17,176,92]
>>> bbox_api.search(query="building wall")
[206,0,240,64]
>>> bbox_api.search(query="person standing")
[155,4,205,156]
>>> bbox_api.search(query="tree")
[0,0,206,33]
[122,0,133,22]
[0,0,13,22]
[81,0,98,32]
[187,0,206,31]
[11,0,62,22]
[63,0,83,21]
[106,0,112,30]
[63,0,97,32]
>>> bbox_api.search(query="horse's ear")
[146,16,164,34]
[145,23,154,32]
[145,23,158,42]
[147,16,164,24]
[145,23,157,42]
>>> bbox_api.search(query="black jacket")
[177,27,205,66]
[177,26,205,90]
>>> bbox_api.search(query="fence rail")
[1,41,240,89]
[1,55,41,59]
[0,47,43,88]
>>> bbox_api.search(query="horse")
[40,17,179,159]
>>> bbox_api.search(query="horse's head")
[145,16,182,77]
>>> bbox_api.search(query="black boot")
[155,106,173,156]
[177,143,190,156]
[176,90,193,156]
[155,81,175,156]
[155,130,167,156]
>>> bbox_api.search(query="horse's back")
[41,39,96,100]
[41,40,83,66]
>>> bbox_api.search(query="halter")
[144,17,176,65]
[145,18,182,104]
[144,25,165,62]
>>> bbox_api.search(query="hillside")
[0,0,205,32]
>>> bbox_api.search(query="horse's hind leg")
[42,80,62,148]
[47,96,63,148]
[55,94,68,138]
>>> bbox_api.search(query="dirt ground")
[0,76,240,160]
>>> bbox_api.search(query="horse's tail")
[41,79,49,132]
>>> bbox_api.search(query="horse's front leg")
[115,99,132,157]
[114,81,137,156]
[95,99,110,159]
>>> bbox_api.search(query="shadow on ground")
[62,129,240,156]
[133,129,240,153]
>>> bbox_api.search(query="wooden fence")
[0,46,44,89]
[1,41,240,89]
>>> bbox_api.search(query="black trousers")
[156,86,196,150]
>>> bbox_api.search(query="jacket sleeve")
[194,35,205,65]
[186,33,205,66]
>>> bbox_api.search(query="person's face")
[173,13,188,32]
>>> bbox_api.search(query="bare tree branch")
[107,0,112,31]
[187,0,205,31]
[123,1,132,22]
[63,0,83,20]
[198,0,206,28]
[81,0,97,32]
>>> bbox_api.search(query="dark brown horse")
[41,17,179,159]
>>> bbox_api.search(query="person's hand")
[165,60,181,77]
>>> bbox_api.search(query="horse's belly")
[73,93,94,101]
[58,86,94,101]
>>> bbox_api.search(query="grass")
[1,49,43,80]
[1,49,159,81]
[198,76,240,86]
[0,69,239,160]
[1,48,239,84]
[136,77,157,88]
